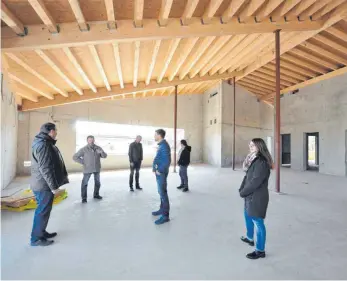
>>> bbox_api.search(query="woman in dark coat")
[177,140,191,192]
[239,138,273,260]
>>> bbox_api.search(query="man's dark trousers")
[156,172,170,217]
[81,172,101,200]
[31,190,54,243]
[130,161,141,188]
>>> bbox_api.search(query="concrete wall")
[0,76,18,189]
[17,95,203,175]
[281,73,347,176]
[202,83,222,166]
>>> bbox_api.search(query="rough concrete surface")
[1,166,347,280]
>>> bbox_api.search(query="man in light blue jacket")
[152,129,171,225]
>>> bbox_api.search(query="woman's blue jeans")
[244,209,266,252]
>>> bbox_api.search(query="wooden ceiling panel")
[43,0,76,23]
[2,0,42,25]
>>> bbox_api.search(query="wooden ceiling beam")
[21,71,241,111]
[88,45,111,91]
[63,47,96,93]
[265,63,308,81]
[133,41,141,87]
[312,0,346,20]
[181,0,199,25]
[1,2,26,36]
[285,0,317,21]
[146,40,161,85]
[8,73,54,100]
[314,34,347,54]
[15,88,39,103]
[169,37,199,81]
[271,0,302,21]
[104,0,116,29]
[299,0,333,20]
[256,68,301,84]
[68,0,89,31]
[221,0,246,23]
[112,42,124,89]
[247,73,287,88]
[134,0,144,28]
[326,25,347,42]
[1,17,324,51]
[179,36,216,80]
[157,38,181,83]
[289,47,338,69]
[35,49,83,95]
[280,59,316,77]
[159,0,174,26]
[252,71,293,87]
[281,53,328,74]
[28,0,58,33]
[202,0,224,24]
[255,0,285,21]
[239,0,266,20]
[238,78,275,92]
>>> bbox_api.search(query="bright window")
[75,121,184,155]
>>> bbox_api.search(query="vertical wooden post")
[275,30,281,193]
[232,77,236,171]
[173,85,177,173]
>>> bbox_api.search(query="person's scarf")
[243,152,257,172]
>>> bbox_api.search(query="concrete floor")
[1,165,347,280]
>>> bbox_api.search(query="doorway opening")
[281,134,291,167]
[306,132,319,171]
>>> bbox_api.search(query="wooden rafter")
[68,0,89,31]
[1,2,26,36]
[181,0,199,25]
[1,18,325,51]
[63,47,97,93]
[281,53,328,74]
[312,0,346,20]
[88,45,111,91]
[314,34,347,54]
[202,0,224,24]
[285,0,317,21]
[238,78,275,92]
[146,40,161,85]
[104,0,116,29]
[271,0,302,21]
[21,71,241,111]
[265,63,307,81]
[6,52,68,97]
[222,0,247,23]
[241,76,279,90]
[28,0,58,33]
[289,47,338,69]
[134,0,144,28]
[252,71,292,87]
[133,41,141,87]
[255,0,285,21]
[112,42,124,88]
[239,0,266,21]
[327,25,347,42]
[157,38,181,83]
[299,0,333,20]
[35,49,83,95]
[8,73,54,100]
[256,68,300,84]
[280,60,317,77]
[159,0,174,26]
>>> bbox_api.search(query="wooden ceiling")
[1,0,347,111]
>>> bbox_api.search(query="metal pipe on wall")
[275,30,281,193]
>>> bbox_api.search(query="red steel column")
[275,30,281,193]
[233,77,236,171]
[173,85,178,173]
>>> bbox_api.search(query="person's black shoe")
[94,195,103,200]
[177,185,184,189]
[30,239,54,247]
[246,251,266,259]
[182,187,189,192]
[136,186,143,190]
[44,232,57,239]
[130,187,134,192]
[82,199,87,203]
[241,236,255,246]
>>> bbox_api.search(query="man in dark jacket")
[151,129,171,225]
[177,139,191,192]
[128,135,143,192]
[30,123,69,247]
[73,135,107,203]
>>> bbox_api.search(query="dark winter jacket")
[128,141,143,163]
[178,146,191,166]
[30,132,69,192]
[239,155,271,219]
[153,139,171,174]
[73,144,107,174]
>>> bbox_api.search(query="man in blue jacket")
[152,129,171,225]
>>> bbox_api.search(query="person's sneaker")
[155,216,170,225]
[44,232,57,239]
[241,236,255,246]
[30,239,54,247]
[94,195,103,200]
[177,185,184,189]
[152,210,162,216]
[130,187,134,192]
[182,187,189,192]
[136,186,143,190]
[246,251,266,259]
[82,199,87,203]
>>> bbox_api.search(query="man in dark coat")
[128,135,143,192]
[177,139,191,192]
[30,123,69,246]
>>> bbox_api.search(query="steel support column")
[173,85,178,173]
[233,77,236,171]
[275,30,281,193]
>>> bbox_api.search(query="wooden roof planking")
[1,0,347,111]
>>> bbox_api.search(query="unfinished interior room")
[1,0,347,279]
